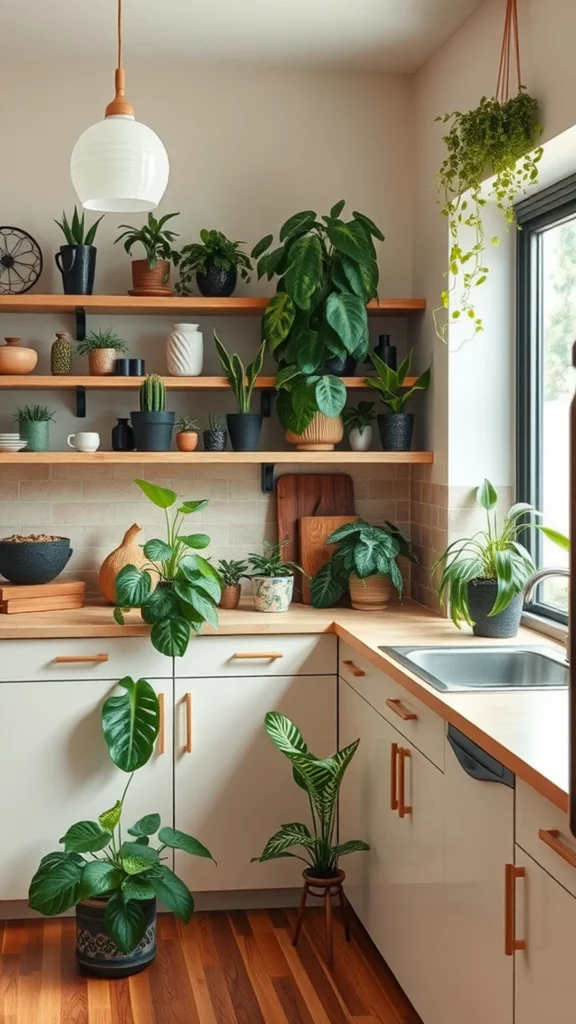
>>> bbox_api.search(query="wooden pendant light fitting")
[104,0,135,118]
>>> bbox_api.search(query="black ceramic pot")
[0,537,72,585]
[130,411,175,452]
[373,335,397,369]
[76,899,156,978]
[112,418,135,452]
[196,264,237,297]
[377,412,414,451]
[322,355,358,376]
[55,245,96,295]
[467,580,523,639]
[115,359,130,376]
[203,428,227,452]
[227,413,262,451]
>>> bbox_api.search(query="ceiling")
[0,0,485,72]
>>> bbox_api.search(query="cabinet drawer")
[516,779,576,898]
[339,642,444,769]
[0,637,170,682]
[177,633,335,678]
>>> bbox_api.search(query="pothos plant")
[435,91,542,342]
[29,677,214,953]
[253,202,384,434]
[114,479,222,657]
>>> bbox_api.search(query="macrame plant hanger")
[496,0,522,103]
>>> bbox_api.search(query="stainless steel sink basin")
[380,646,568,693]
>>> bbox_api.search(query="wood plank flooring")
[0,908,421,1024]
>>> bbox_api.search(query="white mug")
[67,432,100,452]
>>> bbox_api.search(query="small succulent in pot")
[15,404,55,452]
[217,558,249,610]
[174,229,252,297]
[342,401,375,451]
[77,328,129,376]
[203,412,227,452]
[247,541,305,613]
[175,416,199,452]
[130,375,174,452]
[213,331,266,451]
[115,212,180,295]
[54,206,104,295]
[364,348,431,451]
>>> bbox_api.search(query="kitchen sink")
[380,645,568,693]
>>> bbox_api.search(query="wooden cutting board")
[276,474,355,601]
[299,515,358,604]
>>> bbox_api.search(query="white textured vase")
[349,425,373,451]
[166,323,204,376]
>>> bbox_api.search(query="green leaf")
[140,586,180,625]
[60,820,112,854]
[149,865,195,923]
[181,554,222,582]
[353,538,377,577]
[115,565,152,607]
[80,861,123,899]
[284,234,323,310]
[341,255,379,302]
[113,606,125,625]
[263,293,296,352]
[157,827,215,861]
[254,823,315,862]
[151,617,191,657]
[314,375,347,417]
[121,879,156,901]
[264,711,309,758]
[477,479,498,511]
[178,533,210,549]
[310,562,345,608]
[143,539,172,561]
[330,200,346,219]
[332,839,370,857]
[352,211,385,241]
[99,801,122,833]
[275,364,300,389]
[178,500,210,515]
[251,234,273,260]
[534,526,570,551]
[134,479,177,508]
[490,549,516,616]
[102,677,160,773]
[180,587,219,629]
[326,220,372,264]
[104,893,146,955]
[128,814,161,838]
[325,521,362,544]
[120,842,160,876]
[325,292,368,356]
[29,853,85,916]
[295,329,322,374]
[189,575,222,604]
[279,210,316,243]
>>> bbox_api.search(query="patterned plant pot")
[76,899,157,978]
[89,349,117,375]
[19,419,50,452]
[252,575,294,613]
[166,323,204,376]
[286,413,344,452]
[377,413,414,452]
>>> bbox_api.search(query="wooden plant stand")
[292,868,350,966]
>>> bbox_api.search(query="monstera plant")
[252,202,384,434]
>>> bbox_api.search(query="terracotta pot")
[176,431,199,452]
[349,573,393,611]
[89,349,117,375]
[219,583,241,610]
[286,414,343,452]
[0,337,37,375]
[130,259,172,296]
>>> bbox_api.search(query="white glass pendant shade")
[70,114,169,213]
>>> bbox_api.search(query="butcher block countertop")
[0,600,568,811]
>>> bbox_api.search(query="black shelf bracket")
[260,389,275,418]
[75,386,86,418]
[75,307,86,342]
[261,463,274,494]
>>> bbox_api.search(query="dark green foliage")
[174,229,252,295]
[114,212,180,270]
[55,206,104,246]
[310,520,417,608]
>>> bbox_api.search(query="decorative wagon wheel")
[0,227,43,294]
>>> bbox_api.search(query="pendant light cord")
[105,0,134,116]
[117,0,123,70]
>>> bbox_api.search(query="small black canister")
[374,334,397,370]
[112,418,135,451]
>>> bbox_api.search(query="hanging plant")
[434,0,543,343]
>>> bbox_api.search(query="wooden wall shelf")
[0,375,417,391]
[0,295,426,317]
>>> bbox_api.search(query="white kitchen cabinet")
[515,845,576,1024]
[174,674,336,892]
[0,677,173,900]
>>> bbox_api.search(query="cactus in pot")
[130,374,174,452]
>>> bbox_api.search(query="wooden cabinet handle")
[157,693,165,756]
[343,660,365,677]
[504,864,526,956]
[386,698,417,721]
[398,747,412,818]
[390,742,399,811]
[53,654,109,663]
[539,828,576,868]
[233,651,284,660]
[184,693,192,754]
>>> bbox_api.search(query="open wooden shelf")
[0,375,417,391]
[0,295,426,317]
[0,450,433,466]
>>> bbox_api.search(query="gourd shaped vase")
[166,323,203,376]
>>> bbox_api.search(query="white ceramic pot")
[252,575,294,613]
[349,425,373,451]
[166,323,204,376]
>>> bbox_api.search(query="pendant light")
[70,0,169,212]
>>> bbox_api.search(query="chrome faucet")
[523,568,570,656]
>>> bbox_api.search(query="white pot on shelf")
[349,426,373,451]
[166,323,204,376]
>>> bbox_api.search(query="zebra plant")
[252,712,369,878]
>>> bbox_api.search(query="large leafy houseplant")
[310,520,416,609]
[114,479,222,657]
[253,202,384,434]
[252,712,369,878]
[29,677,214,960]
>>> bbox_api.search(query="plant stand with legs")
[292,869,350,966]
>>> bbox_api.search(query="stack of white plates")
[0,433,27,452]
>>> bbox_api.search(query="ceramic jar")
[166,323,204,376]
[349,426,373,452]
[0,337,37,375]
[89,349,117,375]
[252,575,294,613]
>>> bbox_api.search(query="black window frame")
[516,174,576,626]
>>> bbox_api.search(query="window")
[516,175,576,624]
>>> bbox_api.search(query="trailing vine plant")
[434,0,543,343]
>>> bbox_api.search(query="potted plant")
[203,412,227,452]
[247,541,304,613]
[130,375,175,452]
[77,328,129,376]
[114,212,179,296]
[29,677,213,977]
[175,416,199,452]
[0,533,72,584]
[174,229,252,297]
[364,348,431,451]
[343,401,375,451]
[217,558,249,610]
[213,331,266,451]
[15,404,55,452]
[434,479,569,639]
[114,479,222,656]
[310,519,417,611]
[54,206,104,295]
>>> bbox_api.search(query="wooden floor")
[0,908,421,1024]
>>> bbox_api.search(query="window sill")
[521,609,568,645]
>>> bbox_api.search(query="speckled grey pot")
[377,413,414,451]
[252,576,294,612]
[0,537,72,584]
[467,580,523,638]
